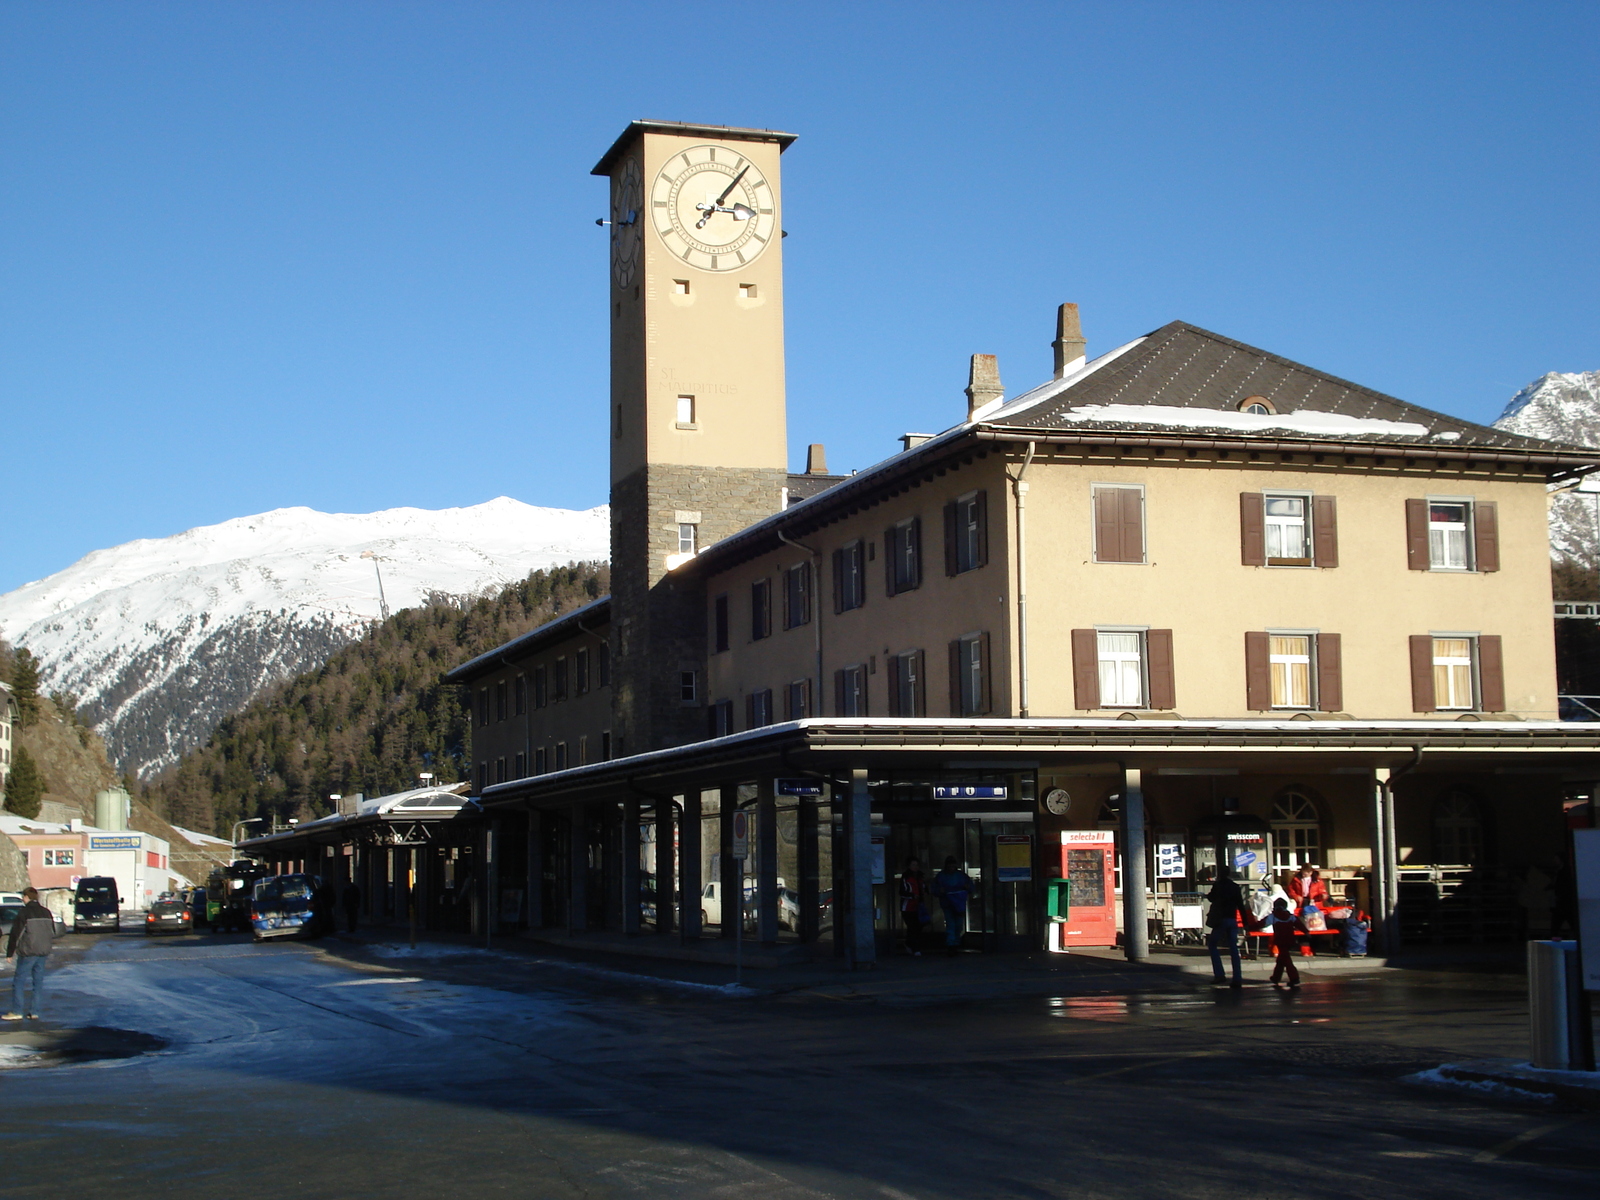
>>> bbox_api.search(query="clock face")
[1044,788,1073,817]
[610,157,643,290]
[650,144,776,272]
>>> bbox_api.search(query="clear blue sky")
[3,1,1596,596]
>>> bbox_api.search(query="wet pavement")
[1,929,1595,1198]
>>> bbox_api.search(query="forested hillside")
[148,562,608,836]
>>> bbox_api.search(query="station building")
[262,121,1600,963]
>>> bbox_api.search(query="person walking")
[1205,865,1251,987]
[342,882,362,934]
[931,856,973,957]
[4,887,57,1021]
[898,858,928,957]
[1265,898,1307,989]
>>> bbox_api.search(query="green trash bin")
[1046,878,1071,922]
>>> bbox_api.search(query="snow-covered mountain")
[0,498,609,778]
[1494,371,1600,568]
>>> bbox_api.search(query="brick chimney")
[806,443,829,475]
[1052,303,1087,378]
[965,354,1003,420]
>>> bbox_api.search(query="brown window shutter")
[1405,499,1430,570]
[1093,491,1117,562]
[948,640,963,715]
[831,548,844,614]
[745,694,756,730]
[1409,635,1436,712]
[974,490,989,568]
[1120,487,1145,563]
[834,669,846,716]
[1474,502,1500,573]
[1071,629,1100,710]
[1240,493,1266,566]
[913,649,926,716]
[979,630,993,714]
[1478,635,1505,711]
[943,501,959,576]
[909,517,923,589]
[1315,633,1342,712]
[883,526,898,597]
[1312,495,1339,568]
[1244,632,1271,710]
[887,652,902,716]
[1146,629,1175,710]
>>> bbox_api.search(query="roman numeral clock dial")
[651,146,776,272]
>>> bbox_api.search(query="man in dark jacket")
[5,887,56,1020]
[1205,866,1250,987]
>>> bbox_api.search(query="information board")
[996,834,1032,882]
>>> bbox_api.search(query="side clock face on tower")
[610,157,643,290]
[650,145,776,272]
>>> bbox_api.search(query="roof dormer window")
[1239,395,1276,416]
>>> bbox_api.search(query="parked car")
[0,903,68,940]
[73,877,121,932]
[250,873,319,941]
[0,892,24,907]
[699,879,757,931]
[144,898,193,936]
[187,886,209,926]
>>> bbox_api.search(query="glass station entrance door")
[877,815,1036,953]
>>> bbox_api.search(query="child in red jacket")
[1266,898,1307,989]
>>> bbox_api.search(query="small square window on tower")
[676,395,695,426]
[673,279,690,295]
[738,282,758,299]
[678,523,698,555]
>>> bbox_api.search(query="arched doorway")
[1271,790,1322,870]
[1433,791,1484,865]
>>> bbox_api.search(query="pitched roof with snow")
[444,594,611,683]
[985,321,1584,452]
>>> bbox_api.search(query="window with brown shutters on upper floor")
[1409,633,1504,712]
[1069,628,1175,710]
[889,649,926,717]
[751,578,772,641]
[1092,485,1145,564]
[1240,493,1338,567]
[948,634,991,716]
[1243,631,1342,711]
[833,541,866,612]
[885,517,922,596]
[944,491,988,575]
[1406,498,1498,572]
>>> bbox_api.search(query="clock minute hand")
[714,165,750,207]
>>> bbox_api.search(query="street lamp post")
[231,817,263,847]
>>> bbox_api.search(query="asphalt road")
[2,930,1594,1199]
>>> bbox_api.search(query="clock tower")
[593,120,797,751]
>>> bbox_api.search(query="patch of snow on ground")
[0,1045,42,1068]
[1404,1067,1556,1105]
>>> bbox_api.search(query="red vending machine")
[1051,830,1118,950]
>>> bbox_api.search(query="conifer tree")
[5,747,44,819]
[9,647,41,726]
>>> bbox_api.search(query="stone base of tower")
[610,463,788,752]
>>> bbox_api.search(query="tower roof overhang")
[592,120,799,175]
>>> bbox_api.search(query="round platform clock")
[610,157,643,290]
[1044,788,1072,816]
[650,145,776,272]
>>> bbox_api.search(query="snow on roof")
[171,824,232,846]
[1038,402,1431,439]
[446,594,611,681]
[0,815,73,836]
[979,336,1149,423]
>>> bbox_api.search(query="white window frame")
[1267,630,1316,710]
[1263,491,1312,567]
[954,492,984,573]
[840,664,867,717]
[678,523,698,555]
[1427,497,1474,572]
[1095,627,1147,709]
[956,635,985,716]
[1431,632,1478,711]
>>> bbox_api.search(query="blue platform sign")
[932,786,1008,800]
[776,779,825,797]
